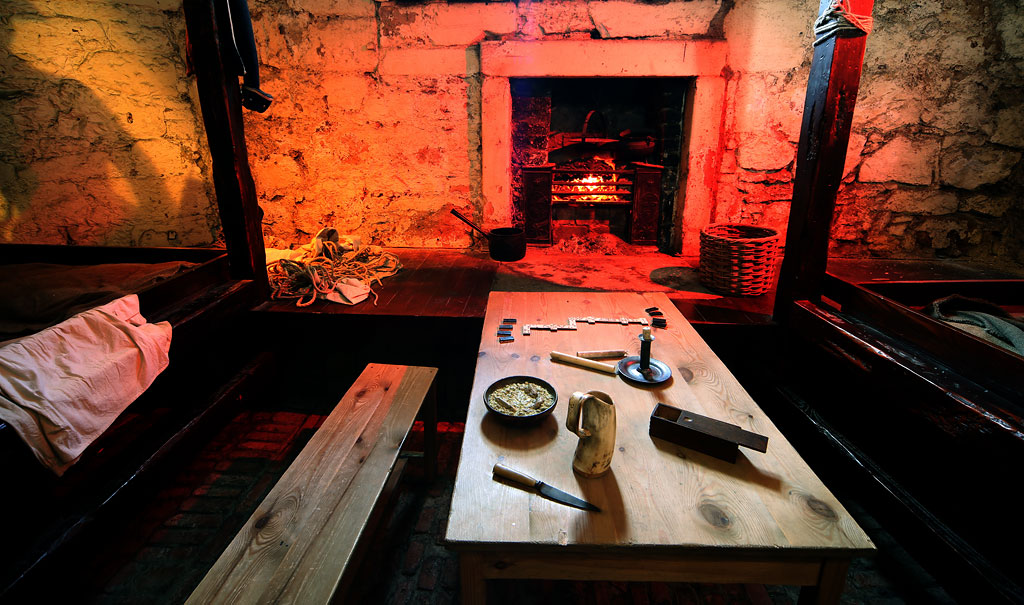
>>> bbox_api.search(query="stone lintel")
[480,40,727,78]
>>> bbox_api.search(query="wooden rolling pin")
[576,349,627,360]
[550,351,618,374]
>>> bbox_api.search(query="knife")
[492,463,601,512]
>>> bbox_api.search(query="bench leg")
[423,380,438,482]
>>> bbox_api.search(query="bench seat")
[186,363,438,604]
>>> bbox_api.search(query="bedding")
[0,294,171,475]
[0,261,196,342]
[926,294,1024,356]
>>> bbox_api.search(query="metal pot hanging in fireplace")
[522,110,663,246]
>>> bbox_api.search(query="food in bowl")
[487,380,555,417]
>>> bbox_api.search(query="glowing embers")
[552,171,633,204]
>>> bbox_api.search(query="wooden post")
[773,0,874,322]
[182,0,268,295]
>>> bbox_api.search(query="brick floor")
[52,406,954,604]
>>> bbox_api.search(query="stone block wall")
[715,0,1023,265]
[244,0,1023,265]
[832,1,1024,263]
[0,0,219,247]
[2,0,1021,266]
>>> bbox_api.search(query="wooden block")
[649,403,768,463]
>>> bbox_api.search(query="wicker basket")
[699,223,781,297]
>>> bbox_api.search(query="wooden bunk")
[775,265,1024,599]
[0,0,270,597]
[757,1,1024,602]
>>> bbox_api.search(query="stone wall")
[244,0,1022,265]
[716,0,1023,265]
[3,0,1021,266]
[836,1,1023,263]
[0,0,218,247]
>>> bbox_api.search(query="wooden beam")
[773,0,874,322]
[182,0,268,295]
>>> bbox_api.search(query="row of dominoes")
[521,316,649,335]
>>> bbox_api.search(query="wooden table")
[445,292,875,604]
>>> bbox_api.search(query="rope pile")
[814,0,873,46]
[267,242,402,307]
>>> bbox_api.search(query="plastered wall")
[0,0,217,247]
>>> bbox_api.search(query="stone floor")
[51,400,956,604]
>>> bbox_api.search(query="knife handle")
[493,463,540,488]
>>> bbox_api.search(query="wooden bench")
[186,363,438,604]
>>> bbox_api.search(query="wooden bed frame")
[0,250,269,598]
[760,1,1024,601]
[822,273,1024,403]
[0,0,271,597]
[769,275,1024,604]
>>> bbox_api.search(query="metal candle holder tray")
[649,403,768,463]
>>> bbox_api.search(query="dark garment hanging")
[225,0,273,112]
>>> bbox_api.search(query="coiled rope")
[267,242,402,307]
[814,0,873,46]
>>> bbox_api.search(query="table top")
[445,291,875,557]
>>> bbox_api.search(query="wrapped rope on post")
[813,0,873,46]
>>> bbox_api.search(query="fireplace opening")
[510,77,689,251]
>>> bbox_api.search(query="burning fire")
[553,173,624,203]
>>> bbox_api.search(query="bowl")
[483,376,557,422]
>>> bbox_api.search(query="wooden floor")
[255,248,497,319]
[254,247,1024,324]
[826,257,1024,283]
[255,247,778,324]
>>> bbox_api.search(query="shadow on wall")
[0,0,217,247]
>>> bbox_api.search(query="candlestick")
[639,329,653,372]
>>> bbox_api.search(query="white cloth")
[325,278,371,305]
[0,294,171,475]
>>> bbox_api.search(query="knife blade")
[492,463,601,512]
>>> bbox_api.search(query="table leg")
[798,559,850,605]
[459,552,487,605]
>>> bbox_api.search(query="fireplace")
[480,40,728,256]
[511,77,687,246]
